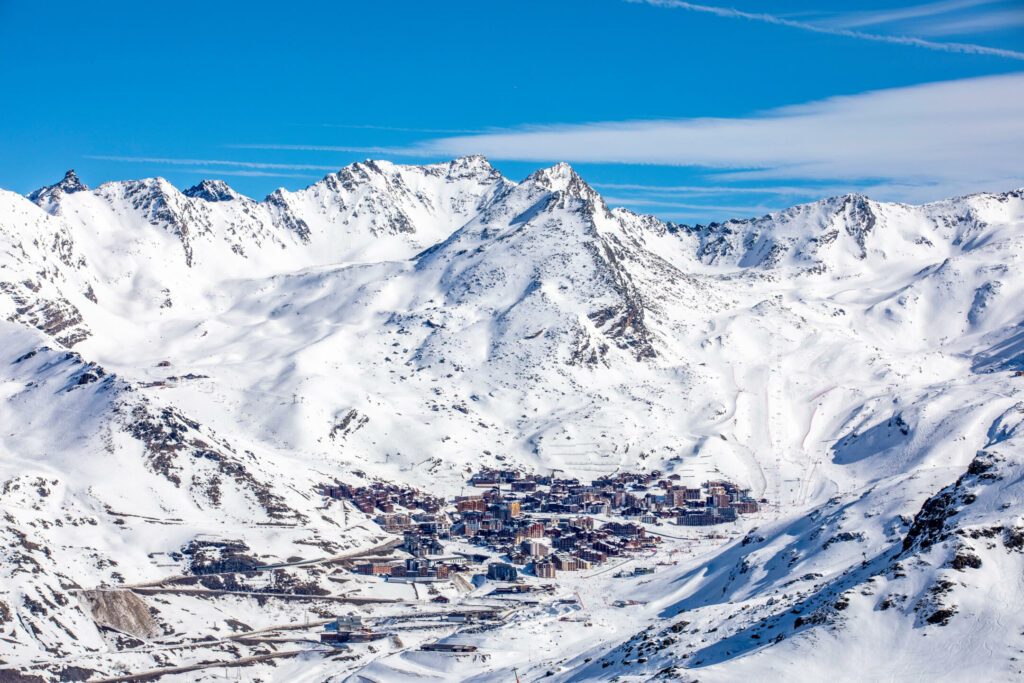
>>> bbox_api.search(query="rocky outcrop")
[78,590,159,639]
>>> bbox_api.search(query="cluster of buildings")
[322,480,444,515]
[673,480,761,526]
[319,615,389,644]
[464,468,761,525]
[454,469,763,576]
[327,467,763,583]
[352,556,466,582]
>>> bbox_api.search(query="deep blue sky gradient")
[2,0,1022,222]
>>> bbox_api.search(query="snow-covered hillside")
[1,158,1023,681]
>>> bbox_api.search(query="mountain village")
[310,468,763,647]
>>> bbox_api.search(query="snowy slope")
[0,159,1023,681]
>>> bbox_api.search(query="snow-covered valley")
[1,157,1023,682]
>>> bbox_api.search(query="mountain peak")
[183,179,241,202]
[531,161,577,181]
[438,154,499,180]
[345,155,501,184]
[524,161,597,201]
[27,169,89,206]
[58,169,87,191]
[453,153,490,166]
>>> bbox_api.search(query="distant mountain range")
[1,158,1022,681]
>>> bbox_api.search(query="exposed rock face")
[117,398,297,520]
[28,170,88,210]
[183,179,239,203]
[0,282,91,347]
[78,590,159,639]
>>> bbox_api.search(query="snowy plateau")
[0,155,1023,682]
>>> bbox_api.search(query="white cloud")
[175,168,318,179]
[914,9,1024,36]
[813,0,1024,37]
[225,144,405,155]
[593,182,854,197]
[820,0,998,30]
[629,0,1024,59]
[86,155,342,172]
[316,123,487,134]
[404,73,1024,202]
[602,195,776,215]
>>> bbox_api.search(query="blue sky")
[1,0,1022,223]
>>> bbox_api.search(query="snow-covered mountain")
[1,158,1023,681]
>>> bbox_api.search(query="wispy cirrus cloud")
[602,196,776,214]
[818,0,998,30]
[814,0,1024,38]
[225,144,405,155]
[913,8,1024,36]
[175,168,318,179]
[593,182,855,197]
[316,123,487,134]
[391,73,1024,203]
[86,155,343,173]
[628,0,1024,59]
